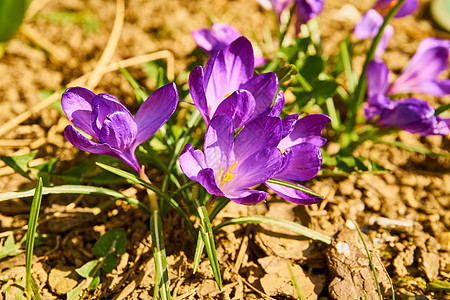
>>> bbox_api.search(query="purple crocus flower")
[295,0,324,34]
[388,38,450,96]
[265,113,331,204]
[364,39,450,136]
[189,36,283,128]
[179,114,284,205]
[192,23,241,54]
[354,0,418,57]
[192,23,267,67]
[62,83,178,172]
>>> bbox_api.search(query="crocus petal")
[228,147,282,192]
[61,87,97,139]
[265,181,323,205]
[205,37,254,109]
[267,90,286,117]
[228,189,268,205]
[295,0,324,33]
[254,56,268,67]
[64,125,141,172]
[240,72,279,118]
[99,111,137,151]
[234,116,282,163]
[179,143,207,181]
[192,28,217,53]
[204,115,236,176]
[274,143,322,181]
[279,114,331,149]
[364,94,391,120]
[90,93,131,136]
[197,168,225,196]
[376,97,450,135]
[213,90,256,129]
[389,38,450,96]
[134,82,178,147]
[374,0,418,17]
[281,114,300,138]
[189,66,211,125]
[354,9,383,40]
[367,60,390,97]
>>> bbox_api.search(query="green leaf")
[274,64,298,84]
[0,150,37,180]
[0,235,23,259]
[287,263,306,300]
[195,200,222,289]
[374,139,449,157]
[435,103,450,116]
[0,185,151,214]
[67,285,83,300]
[428,280,450,292]
[88,275,100,290]
[298,55,324,81]
[25,178,43,297]
[266,178,323,198]
[101,253,119,273]
[215,215,331,244]
[0,0,27,42]
[192,234,204,274]
[150,210,171,300]
[93,228,127,257]
[76,260,99,278]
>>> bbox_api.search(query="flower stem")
[140,166,159,212]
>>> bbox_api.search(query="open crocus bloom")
[373,0,418,18]
[265,114,331,204]
[364,54,450,136]
[179,115,284,205]
[189,36,282,128]
[62,83,178,172]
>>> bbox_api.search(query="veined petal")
[228,189,268,205]
[61,87,97,139]
[197,168,224,196]
[240,72,279,118]
[389,38,450,96]
[99,111,137,151]
[189,66,211,124]
[367,60,390,97]
[213,90,256,129]
[90,93,131,136]
[265,181,322,205]
[234,116,282,162]
[179,143,207,181]
[205,37,254,108]
[134,82,178,146]
[227,147,282,192]
[210,23,241,51]
[65,125,141,172]
[204,115,235,176]
[274,143,322,181]
[279,114,330,148]
[281,114,300,138]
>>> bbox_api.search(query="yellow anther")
[224,92,233,98]
[219,161,238,185]
[278,148,285,154]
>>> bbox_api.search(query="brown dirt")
[0,0,449,299]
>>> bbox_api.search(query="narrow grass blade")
[435,103,450,116]
[374,139,449,157]
[25,178,43,298]
[428,280,450,292]
[339,36,356,94]
[195,200,222,289]
[287,263,306,300]
[353,221,383,300]
[119,67,148,104]
[96,162,195,238]
[0,185,151,214]
[215,215,331,244]
[266,178,323,198]
[192,234,204,274]
[150,210,171,300]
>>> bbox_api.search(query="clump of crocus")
[62,83,178,172]
[364,38,450,135]
[179,113,330,205]
[189,36,283,128]
[192,23,266,67]
[354,0,418,57]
